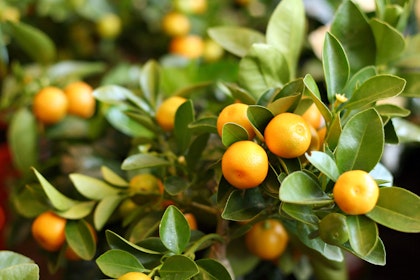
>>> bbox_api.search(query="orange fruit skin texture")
[245,219,289,260]
[217,103,255,140]
[156,96,187,131]
[117,272,152,280]
[333,170,379,215]
[184,213,198,230]
[31,211,66,252]
[221,140,268,189]
[169,35,205,59]
[64,81,96,119]
[264,113,312,159]
[162,12,191,37]
[33,86,68,124]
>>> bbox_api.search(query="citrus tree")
[2,0,420,279]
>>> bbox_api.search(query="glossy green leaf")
[238,43,289,98]
[366,187,420,233]
[105,106,154,138]
[279,171,332,205]
[140,60,160,109]
[330,1,375,74]
[96,249,145,278]
[160,205,191,254]
[267,78,304,115]
[101,166,129,187]
[12,185,49,218]
[94,195,125,230]
[370,18,405,65]
[57,201,96,219]
[280,203,319,225]
[247,105,273,138]
[341,236,386,265]
[160,255,200,280]
[0,251,39,280]
[7,21,55,63]
[303,74,332,123]
[221,188,266,221]
[65,219,96,260]
[342,66,377,98]
[207,26,265,57]
[121,153,170,170]
[185,133,210,171]
[306,151,340,182]
[375,103,410,118]
[343,75,406,110]
[32,168,77,211]
[69,173,121,200]
[8,108,37,177]
[164,176,190,196]
[346,215,378,257]
[195,259,233,280]
[221,83,256,105]
[322,32,349,102]
[221,122,249,147]
[174,100,194,154]
[188,117,218,135]
[129,212,162,244]
[266,0,305,77]
[335,109,384,173]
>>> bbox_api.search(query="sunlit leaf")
[121,153,170,170]
[94,195,125,230]
[174,100,194,154]
[69,173,121,200]
[101,166,129,187]
[306,151,340,182]
[0,251,39,280]
[346,215,378,257]
[65,219,96,260]
[96,249,145,278]
[160,205,191,254]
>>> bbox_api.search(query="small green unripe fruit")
[318,213,349,245]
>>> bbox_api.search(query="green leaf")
[346,215,378,257]
[343,75,406,110]
[129,212,162,244]
[188,117,218,135]
[122,153,170,170]
[195,259,233,280]
[303,74,332,123]
[185,133,210,171]
[164,176,190,196]
[306,151,340,182]
[221,123,249,147]
[0,251,39,280]
[330,1,375,74]
[7,108,37,177]
[7,21,55,63]
[69,173,121,200]
[267,78,303,116]
[392,117,420,143]
[335,108,384,173]
[366,187,420,233]
[160,255,200,280]
[140,60,160,109]
[46,61,106,80]
[280,203,319,225]
[96,249,145,278]
[160,205,191,254]
[65,219,96,260]
[238,43,289,99]
[341,236,386,265]
[247,105,273,139]
[32,168,77,211]
[56,201,96,219]
[221,83,256,105]
[266,0,305,77]
[94,195,125,230]
[105,106,155,138]
[279,171,332,205]
[370,18,405,65]
[375,104,410,118]
[207,26,265,57]
[12,185,49,218]
[174,100,194,154]
[221,188,266,221]
[322,32,350,103]
[342,66,377,98]
[101,166,129,187]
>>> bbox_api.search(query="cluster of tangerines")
[161,0,224,61]
[32,81,96,125]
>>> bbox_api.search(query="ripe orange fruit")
[31,211,66,252]
[65,222,97,261]
[96,13,122,39]
[184,213,198,230]
[221,140,268,189]
[317,126,327,147]
[217,103,255,139]
[169,35,205,59]
[33,86,68,124]
[264,113,311,158]
[156,96,187,131]
[118,272,151,280]
[333,170,379,215]
[245,219,289,260]
[161,12,190,37]
[302,103,324,130]
[64,81,96,119]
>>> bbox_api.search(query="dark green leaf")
[341,236,386,265]
[375,103,410,118]
[342,66,377,98]
[160,205,191,254]
[129,212,162,244]
[122,153,170,170]
[306,151,340,181]
[279,171,332,205]
[188,117,218,135]
[346,215,378,257]
[303,74,332,123]
[247,105,273,139]
[221,123,249,147]
[65,219,96,260]
[159,255,200,280]
[280,203,319,225]
[96,249,145,278]
[335,108,384,172]
[185,133,210,171]
[195,259,232,280]
[207,26,265,57]
[221,83,256,105]
[164,176,190,196]
[174,100,194,154]
[366,187,420,233]
[221,188,266,221]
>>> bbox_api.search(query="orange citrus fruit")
[118,272,151,280]
[245,219,289,260]
[156,96,187,131]
[64,81,96,119]
[333,170,379,215]
[264,113,311,158]
[217,103,255,140]
[302,103,324,130]
[33,86,68,124]
[161,12,190,37]
[221,140,268,189]
[31,211,66,252]
[184,213,198,230]
[169,35,205,59]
